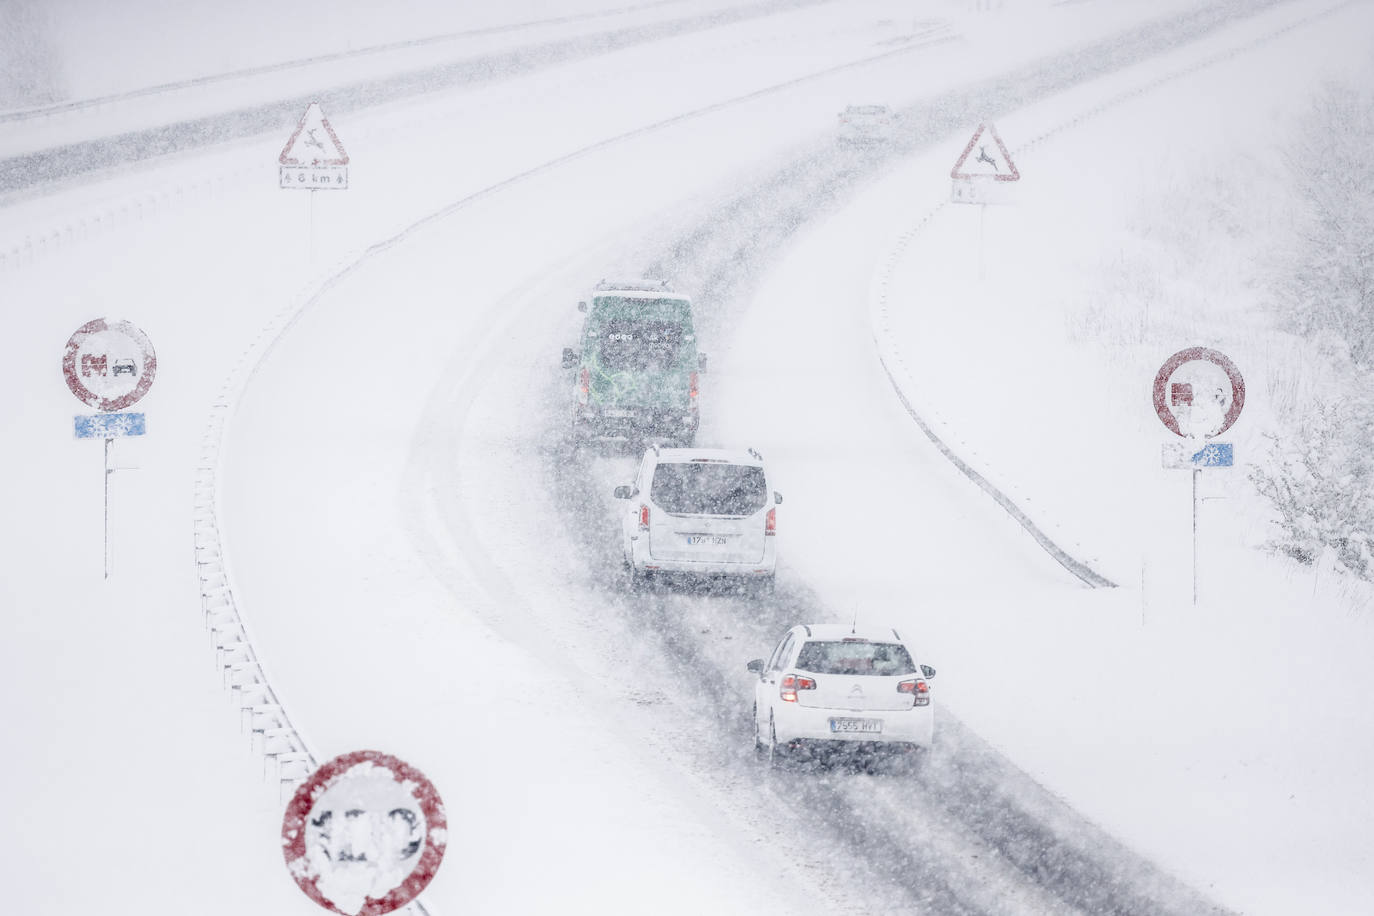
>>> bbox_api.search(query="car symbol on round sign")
[62,318,157,412]
[281,750,447,916]
[1152,347,1245,439]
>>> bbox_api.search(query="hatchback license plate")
[686,535,727,546]
[829,717,882,734]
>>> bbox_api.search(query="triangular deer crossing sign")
[950,123,1019,181]
[280,102,348,166]
[279,101,349,190]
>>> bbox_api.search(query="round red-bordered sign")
[62,319,157,411]
[1152,346,1245,438]
[281,750,447,916]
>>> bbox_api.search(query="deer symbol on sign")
[976,145,999,171]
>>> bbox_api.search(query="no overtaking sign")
[62,318,157,411]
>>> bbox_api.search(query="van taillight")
[577,368,590,405]
[689,370,699,402]
[780,673,817,702]
[765,507,776,536]
[638,504,650,531]
[898,678,930,707]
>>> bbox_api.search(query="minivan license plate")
[829,718,882,734]
[686,535,727,546]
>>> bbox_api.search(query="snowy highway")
[5,0,1374,914]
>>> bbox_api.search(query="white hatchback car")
[614,446,780,592]
[748,624,936,763]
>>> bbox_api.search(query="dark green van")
[561,280,705,446]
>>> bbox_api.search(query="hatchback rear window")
[650,462,767,516]
[795,640,916,676]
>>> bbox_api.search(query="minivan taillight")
[780,673,817,702]
[577,367,590,405]
[638,504,650,531]
[765,507,776,536]
[689,370,699,402]
[898,678,930,707]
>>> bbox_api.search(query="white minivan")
[614,446,780,593]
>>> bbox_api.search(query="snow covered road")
[5,0,1371,913]
[220,2,1313,913]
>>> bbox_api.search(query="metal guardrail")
[192,284,437,916]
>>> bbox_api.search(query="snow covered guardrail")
[191,225,440,915]
[194,427,321,800]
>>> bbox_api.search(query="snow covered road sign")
[1163,441,1234,469]
[62,318,157,411]
[280,101,349,190]
[1153,347,1245,438]
[74,412,145,439]
[951,123,1020,181]
[951,123,1019,204]
[282,750,447,915]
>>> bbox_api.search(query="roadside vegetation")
[1253,81,1374,580]
[1066,76,1374,590]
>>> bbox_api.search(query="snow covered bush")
[1271,81,1374,368]
[1252,398,1374,577]
[1254,81,1374,581]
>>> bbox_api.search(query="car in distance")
[614,446,780,593]
[562,279,705,446]
[747,623,935,765]
[837,104,894,145]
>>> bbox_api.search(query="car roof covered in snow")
[652,447,764,467]
[592,279,686,300]
[794,623,911,645]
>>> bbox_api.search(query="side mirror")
[577,301,587,313]
[746,659,765,674]
[920,664,936,679]
[613,486,634,499]
[773,492,783,505]
[561,347,578,370]
[697,353,708,373]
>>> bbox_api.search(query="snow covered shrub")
[1251,80,1374,583]
[1252,397,1374,578]
[1271,82,1374,367]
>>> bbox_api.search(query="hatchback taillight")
[577,367,590,405]
[638,504,650,531]
[780,673,817,702]
[898,678,930,707]
[765,507,776,536]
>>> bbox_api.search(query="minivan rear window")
[650,462,767,516]
[795,640,916,676]
[597,318,682,371]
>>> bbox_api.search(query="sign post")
[279,101,349,262]
[1153,347,1245,603]
[63,319,157,578]
[950,123,1020,279]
